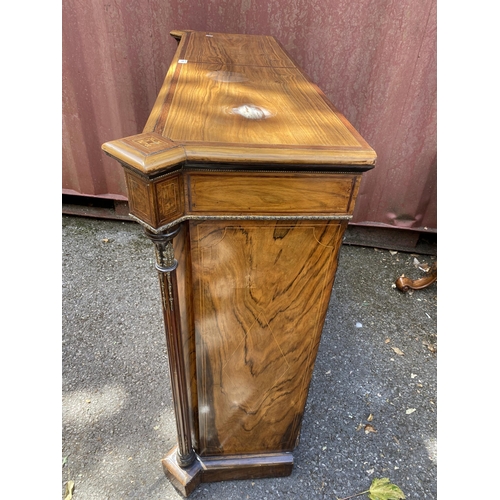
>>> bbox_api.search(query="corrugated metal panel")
[62,0,436,232]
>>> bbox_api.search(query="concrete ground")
[62,215,437,500]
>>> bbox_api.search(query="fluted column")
[144,225,195,468]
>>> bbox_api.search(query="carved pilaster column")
[144,225,195,468]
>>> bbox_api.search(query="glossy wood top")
[103,30,376,175]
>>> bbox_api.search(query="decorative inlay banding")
[134,136,164,148]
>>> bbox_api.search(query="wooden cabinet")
[102,29,376,497]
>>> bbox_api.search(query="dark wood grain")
[190,220,345,456]
[187,172,360,215]
[103,31,376,171]
[101,29,376,497]
[179,31,295,67]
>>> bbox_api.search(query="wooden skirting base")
[161,448,203,497]
[162,446,294,497]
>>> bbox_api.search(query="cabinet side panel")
[190,220,344,456]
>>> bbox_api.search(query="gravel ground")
[62,215,437,500]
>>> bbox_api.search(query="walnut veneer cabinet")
[102,30,376,496]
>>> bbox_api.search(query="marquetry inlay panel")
[125,172,154,225]
[156,174,184,226]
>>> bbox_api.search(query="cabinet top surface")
[103,30,376,174]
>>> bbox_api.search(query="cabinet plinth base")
[162,447,203,497]
[162,446,294,497]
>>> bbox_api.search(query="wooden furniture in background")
[102,30,376,497]
[396,261,437,292]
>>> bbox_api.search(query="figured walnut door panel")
[190,220,345,456]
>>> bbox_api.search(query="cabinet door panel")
[190,220,345,456]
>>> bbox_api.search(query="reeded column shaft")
[145,225,195,468]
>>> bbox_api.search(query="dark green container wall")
[63,0,436,232]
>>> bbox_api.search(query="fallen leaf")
[423,341,437,353]
[406,408,416,414]
[356,423,364,431]
[391,347,404,356]
[368,477,406,500]
[102,238,109,243]
[364,424,377,434]
[64,480,75,500]
[367,414,374,421]
[385,338,391,344]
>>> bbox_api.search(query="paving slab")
[62,215,437,499]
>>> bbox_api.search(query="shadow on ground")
[62,215,436,499]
